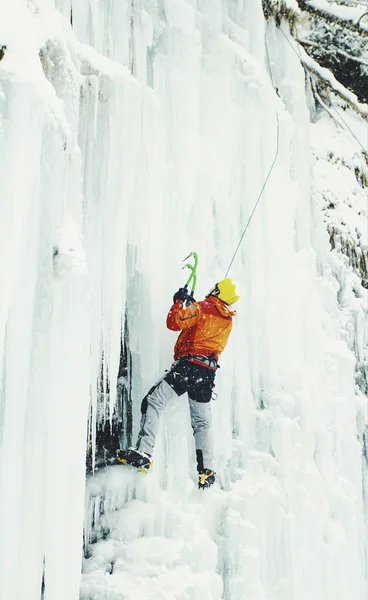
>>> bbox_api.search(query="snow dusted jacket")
[166,296,236,361]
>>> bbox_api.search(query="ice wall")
[0,1,367,600]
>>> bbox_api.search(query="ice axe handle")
[185,290,196,306]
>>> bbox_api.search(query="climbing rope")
[330,103,368,155]
[225,33,280,278]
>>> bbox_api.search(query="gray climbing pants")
[136,372,214,471]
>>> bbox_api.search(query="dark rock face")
[262,0,368,103]
[302,18,368,104]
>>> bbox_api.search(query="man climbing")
[117,278,239,489]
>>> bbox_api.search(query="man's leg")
[188,397,213,471]
[136,378,178,456]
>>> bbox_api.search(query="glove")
[185,291,196,306]
[173,287,189,303]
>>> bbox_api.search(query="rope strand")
[225,113,280,278]
[225,30,280,277]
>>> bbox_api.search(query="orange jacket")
[166,296,236,361]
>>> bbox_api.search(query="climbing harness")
[182,354,218,371]
[182,252,198,304]
[225,32,280,278]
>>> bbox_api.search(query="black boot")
[116,447,152,473]
[198,469,215,489]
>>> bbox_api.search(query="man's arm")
[166,300,201,331]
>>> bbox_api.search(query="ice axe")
[182,252,198,305]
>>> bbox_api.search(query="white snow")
[0,2,367,600]
[304,0,368,24]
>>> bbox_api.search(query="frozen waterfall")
[0,1,367,599]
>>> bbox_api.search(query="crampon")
[198,469,215,489]
[116,448,153,473]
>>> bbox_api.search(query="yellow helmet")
[207,278,240,305]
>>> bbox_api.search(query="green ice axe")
[182,252,198,303]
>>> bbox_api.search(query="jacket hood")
[206,295,237,318]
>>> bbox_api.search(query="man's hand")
[173,287,189,303]
[185,291,196,305]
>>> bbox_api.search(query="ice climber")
[117,278,239,489]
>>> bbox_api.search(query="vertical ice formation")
[0,1,367,600]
